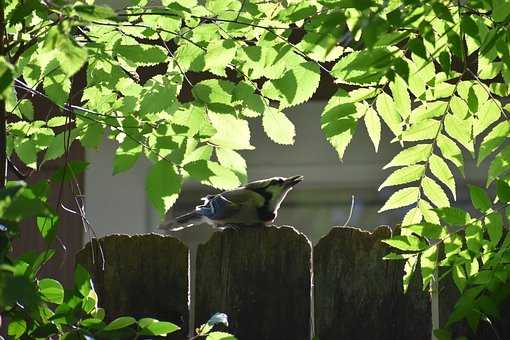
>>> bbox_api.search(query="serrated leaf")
[113,139,142,175]
[331,47,395,85]
[488,145,510,185]
[204,40,236,76]
[429,154,456,199]
[478,121,510,165]
[418,200,440,224]
[468,185,491,212]
[16,100,34,120]
[47,116,69,128]
[437,134,464,174]
[207,112,253,150]
[193,79,235,104]
[402,207,423,226]
[376,92,402,137]
[403,255,418,293]
[115,37,167,66]
[146,161,182,215]
[452,265,467,292]
[379,165,425,190]
[261,61,320,108]
[444,113,474,152]
[216,148,247,184]
[485,212,503,247]
[382,234,426,251]
[379,187,420,212]
[422,176,450,208]
[262,108,295,145]
[390,76,411,119]
[401,119,440,141]
[405,223,445,239]
[42,26,87,77]
[15,139,37,169]
[43,73,71,107]
[435,207,470,225]
[364,105,381,151]
[473,99,501,137]
[184,160,240,190]
[384,144,432,168]
[421,245,438,287]
[321,89,358,160]
[409,101,447,124]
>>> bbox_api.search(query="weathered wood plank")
[314,226,430,340]
[76,233,188,338]
[195,226,311,340]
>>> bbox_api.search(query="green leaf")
[146,161,182,215]
[37,215,58,242]
[321,89,359,160]
[139,75,180,115]
[363,105,381,151]
[193,79,235,105]
[473,99,501,138]
[492,0,510,22]
[206,332,236,340]
[497,180,510,203]
[478,121,510,165]
[113,139,142,175]
[421,176,450,208]
[384,144,432,168]
[485,212,503,247]
[138,318,180,336]
[44,73,71,107]
[184,160,240,190]
[331,47,395,85]
[488,145,510,185]
[429,154,455,199]
[403,254,418,293]
[103,316,137,331]
[402,207,423,227]
[452,265,467,293]
[16,100,34,120]
[7,317,27,338]
[207,112,253,150]
[42,26,87,77]
[0,57,14,97]
[379,165,425,190]
[421,245,438,287]
[383,235,425,251]
[405,223,445,239]
[73,4,116,20]
[390,76,411,119]
[262,108,295,145]
[468,185,491,212]
[401,119,440,142]
[261,61,320,108]
[379,187,420,212]
[204,40,236,76]
[15,139,37,169]
[39,278,64,304]
[376,92,402,137]
[114,37,167,66]
[444,113,474,153]
[75,264,92,297]
[437,134,464,174]
[44,130,78,162]
[47,116,69,128]
[435,207,470,225]
[216,148,247,184]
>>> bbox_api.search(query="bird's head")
[245,175,304,211]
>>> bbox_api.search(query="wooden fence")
[76,226,509,340]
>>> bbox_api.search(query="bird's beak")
[284,175,304,188]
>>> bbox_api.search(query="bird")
[160,175,303,231]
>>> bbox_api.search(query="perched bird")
[161,175,303,231]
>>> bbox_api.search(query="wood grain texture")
[76,233,189,338]
[195,226,311,340]
[313,226,431,340]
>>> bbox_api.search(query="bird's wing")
[198,189,263,220]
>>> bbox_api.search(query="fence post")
[313,226,431,340]
[194,226,311,340]
[76,233,189,338]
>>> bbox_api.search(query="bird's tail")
[159,211,204,231]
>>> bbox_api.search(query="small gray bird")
[162,175,303,231]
